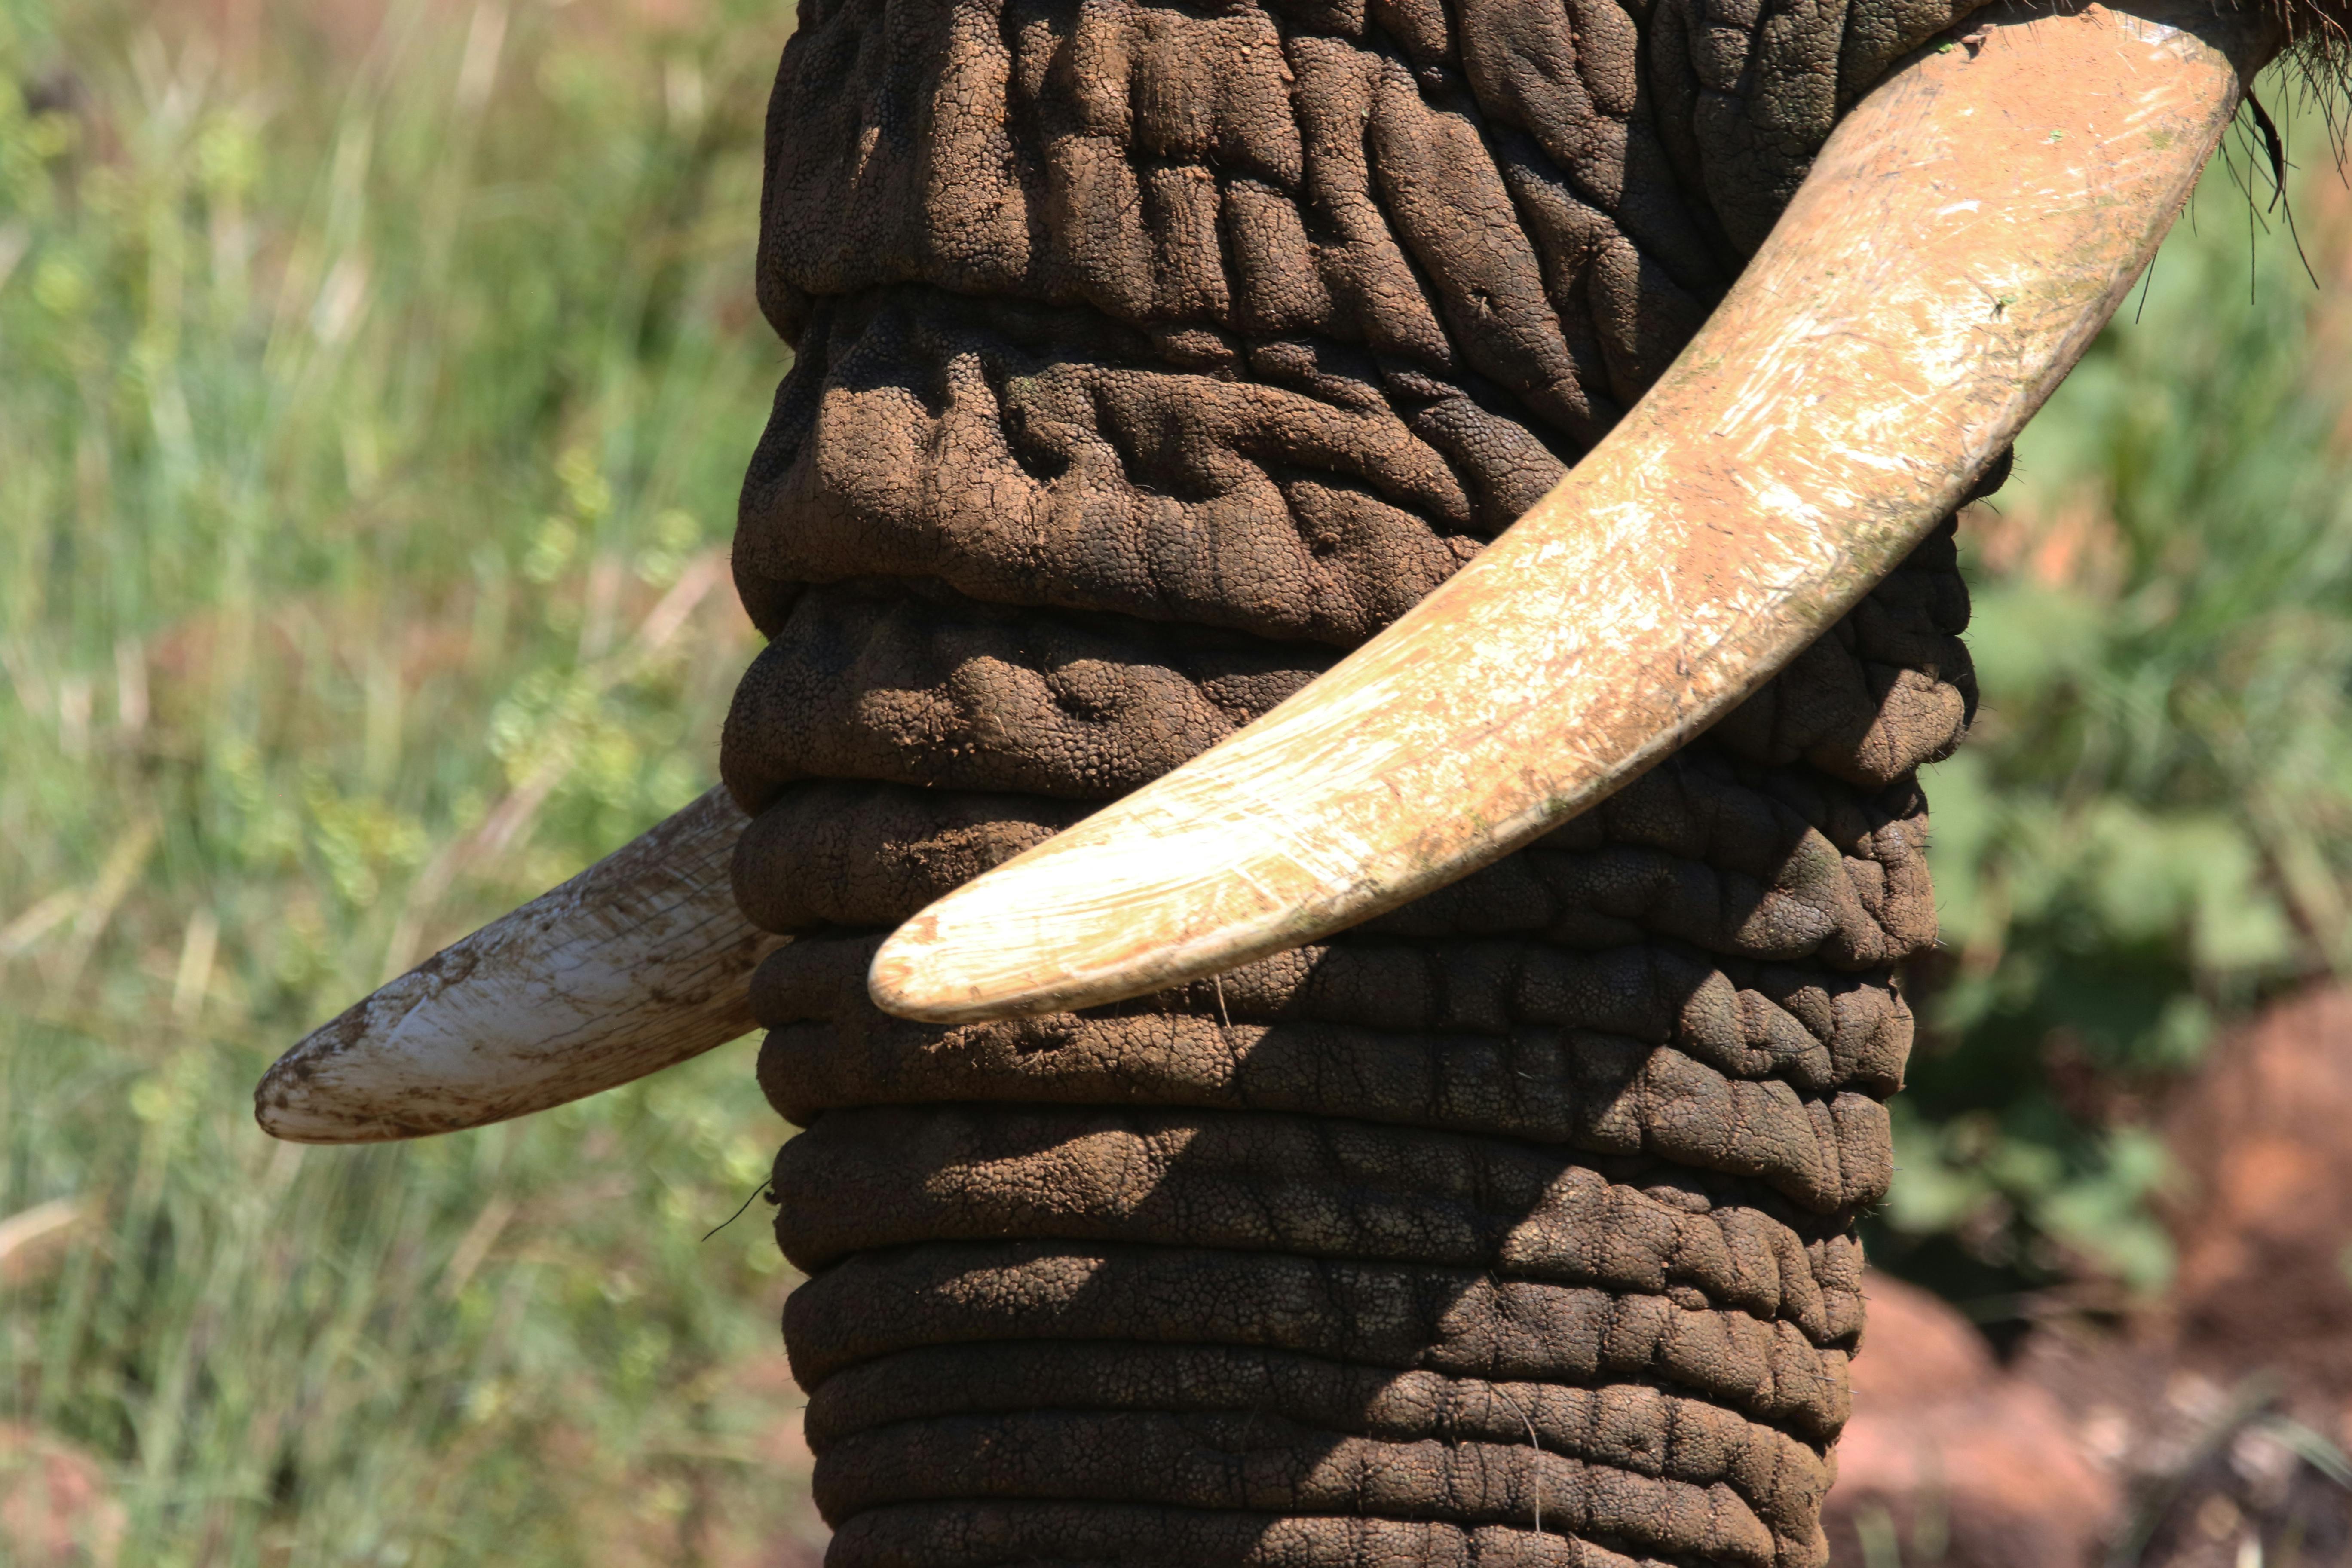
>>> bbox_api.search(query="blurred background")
[1,0,2350,1562]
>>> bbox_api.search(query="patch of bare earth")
[1833,987,2352,1565]
[0,1424,123,1568]
[1826,1272,2117,1566]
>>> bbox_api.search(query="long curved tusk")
[870,0,2278,1025]
[256,787,784,1143]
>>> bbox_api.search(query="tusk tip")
[867,900,1250,1025]
[254,1085,381,1145]
[253,999,442,1144]
[252,1091,374,1145]
[248,786,776,1145]
[867,918,1001,1024]
[867,910,1104,1025]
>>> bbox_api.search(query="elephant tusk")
[868,0,2278,1025]
[255,787,784,1143]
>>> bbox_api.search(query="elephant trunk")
[718,0,2006,1558]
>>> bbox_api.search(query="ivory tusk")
[256,787,784,1143]
[869,0,2278,1025]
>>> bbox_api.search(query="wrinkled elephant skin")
[714,0,2300,1563]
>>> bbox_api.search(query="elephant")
[252,0,2336,1561]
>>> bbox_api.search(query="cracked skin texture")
[721,0,2006,1559]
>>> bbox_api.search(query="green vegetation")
[1880,98,2352,1310]
[3,0,2350,1556]
[0,0,819,1561]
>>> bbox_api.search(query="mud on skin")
[721,0,2003,1560]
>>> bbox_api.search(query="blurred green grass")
[6,0,2352,1557]
[1885,89,2352,1312]
[0,0,821,1562]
